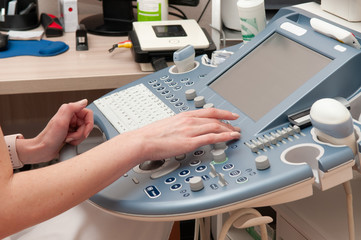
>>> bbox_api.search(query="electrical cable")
[169,11,187,19]
[197,0,211,23]
[169,4,188,19]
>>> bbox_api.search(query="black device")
[76,24,88,51]
[0,33,8,51]
[80,0,134,36]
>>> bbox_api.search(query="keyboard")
[94,84,175,133]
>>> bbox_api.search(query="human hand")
[127,108,241,164]
[18,99,94,164]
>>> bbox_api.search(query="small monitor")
[152,25,187,38]
[209,33,332,121]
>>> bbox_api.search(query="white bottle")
[237,0,266,42]
[137,0,168,21]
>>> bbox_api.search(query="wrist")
[16,137,48,165]
[4,134,24,169]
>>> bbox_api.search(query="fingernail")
[77,99,88,107]
[232,112,239,118]
[65,138,74,143]
[230,132,241,138]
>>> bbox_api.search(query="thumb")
[71,99,88,110]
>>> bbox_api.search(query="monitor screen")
[209,33,332,122]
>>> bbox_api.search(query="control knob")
[189,176,204,191]
[194,96,206,108]
[185,89,197,100]
[255,155,270,170]
[212,149,227,163]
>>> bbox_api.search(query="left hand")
[18,99,94,164]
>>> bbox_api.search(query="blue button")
[196,165,207,172]
[165,78,173,83]
[175,102,184,107]
[229,170,241,177]
[236,176,248,184]
[180,78,190,83]
[161,90,170,95]
[170,98,179,103]
[174,86,182,91]
[144,185,161,198]
[148,79,157,84]
[165,177,176,184]
[152,83,161,88]
[170,183,182,191]
[156,86,166,92]
[222,163,234,171]
[185,81,194,86]
[169,82,178,87]
[165,94,174,99]
[179,169,190,177]
[210,184,219,190]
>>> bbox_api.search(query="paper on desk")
[8,30,44,40]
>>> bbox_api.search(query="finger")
[183,108,239,120]
[56,99,89,124]
[65,124,87,145]
[75,109,94,137]
[191,131,241,148]
[186,121,239,137]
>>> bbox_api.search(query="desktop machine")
[61,7,361,221]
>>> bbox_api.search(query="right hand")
[126,108,241,164]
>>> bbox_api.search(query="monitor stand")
[80,0,134,36]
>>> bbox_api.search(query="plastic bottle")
[237,0,266,42]
[137,0,168,21]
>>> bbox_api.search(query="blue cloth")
[0,39,69,58]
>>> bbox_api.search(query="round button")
[185,89,197,100]
[212,149,227,163]
[189,176,204,192]
[165,177,176,184]
[194,96,206,108]
[171,183,182,191]
[179,169,190,177]
[203,103,214,109]
[255,155,270,170]
[175,154,186,161]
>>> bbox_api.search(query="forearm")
[0,132,144,238]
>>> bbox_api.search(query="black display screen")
[152,25,187,38]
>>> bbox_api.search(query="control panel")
[60,7,361,220]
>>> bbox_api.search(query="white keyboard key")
[94,84,175,133]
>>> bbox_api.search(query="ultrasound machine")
[60,5,361,239]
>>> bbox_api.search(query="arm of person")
[0,107,240,238]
